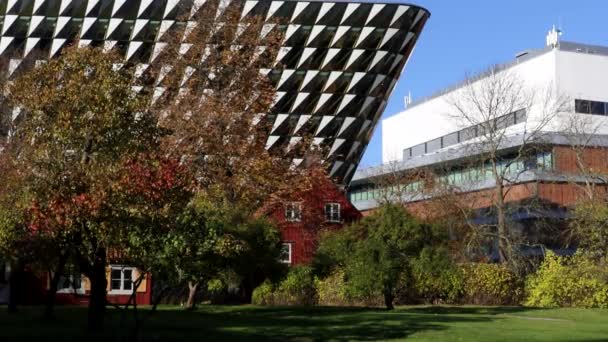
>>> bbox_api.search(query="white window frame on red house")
[57,273,85,294]
[109,265,135,295]
[285,202,302,222]
[324,202,341,223]
[280,242,293,264]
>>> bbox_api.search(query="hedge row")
[253,252,608,308]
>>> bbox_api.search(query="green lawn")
[0,305,607,341]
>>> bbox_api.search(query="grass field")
[0,305,607,341]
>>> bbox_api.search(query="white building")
[349,31,608,214]
[382,34,608,164]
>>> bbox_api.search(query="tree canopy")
[316,204,447,309]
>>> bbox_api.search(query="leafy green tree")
[224,213,287,303]
[316,204,445,309]
[170,198,286,307]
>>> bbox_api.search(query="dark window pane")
[460,126,477,141]
[111,269,121,280]
[575,99,591,114]
[58,276,70,289]
[411,143,425,157]
[515,109,527,123]
[111,280,122,290]
[280,243,291,263]
[443,132,459,146]
[73,276,82,289]
[590,101,605,115]
[426,137,442,152]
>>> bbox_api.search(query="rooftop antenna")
[546,24,562,49]
[404,90,412,109]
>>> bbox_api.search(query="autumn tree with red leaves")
[3,46,178,330]
[0,2,331,331]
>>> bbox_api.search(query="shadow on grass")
[404,305,541,316]
[4,305,599,342]
[138,305,494,341]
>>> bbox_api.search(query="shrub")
[276,266,317,305]
[409,247,464,304]
[460,263,523,305]
[314,204,447,309]
[206,278,227,304]
[525,251,608,308]
[252,280,275,305]
[252,266,317,305]
[314,268,384,306]
[315,269,348,306]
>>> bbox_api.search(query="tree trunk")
[383,286,395,310]
[7,259,23,314]
[493,161,509,263]
[87,248,107,332]
[185,281,198,310]
[44,253,67,319]
[151,286,170,313]
[243,273,255,303]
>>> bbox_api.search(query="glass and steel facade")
[349,151,554,204]
[0,0,430,185]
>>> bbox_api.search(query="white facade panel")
[381,46,608,164]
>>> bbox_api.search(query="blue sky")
[358,0,608,168]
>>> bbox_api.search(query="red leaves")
[28,193,100,236]
[118,154,191,204]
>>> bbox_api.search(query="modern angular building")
[0,0,430,185]
[0,0,431,303]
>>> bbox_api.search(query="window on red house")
[285,202,302,222]
[110,266,134,293]
[280,243,292,264]
[57,273,84,294]
[325,202,341,223]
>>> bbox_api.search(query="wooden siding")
[554,146,608,174]
[267,178,361,265]
[362,182,600,217]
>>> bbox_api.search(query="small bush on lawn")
[206,278,227,304]
[525,251,608,308]
[315,269,349,306]
[252,281,275,305]
[314,268,383,306]
[460,263,523,305]
[409,247,464,304]
[252,266,317,305]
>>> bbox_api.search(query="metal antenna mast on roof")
[404,90,412,109]
[546,25,562,49]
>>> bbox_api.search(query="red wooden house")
[264,176,361,265]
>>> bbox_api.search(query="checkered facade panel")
[0,0,429,185]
